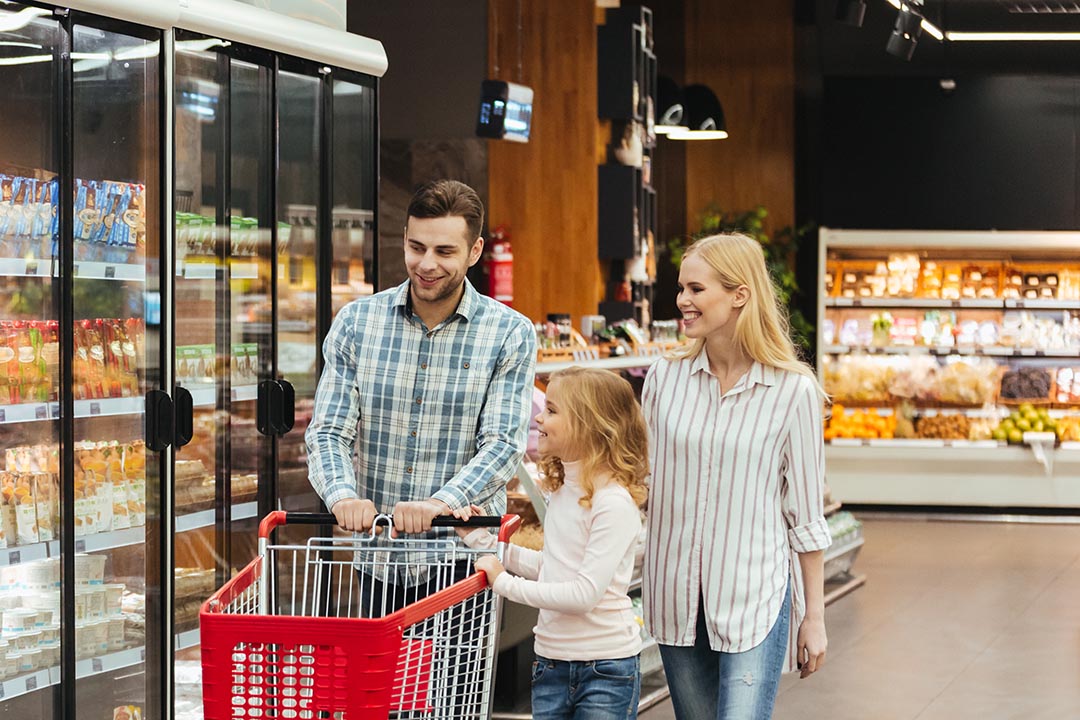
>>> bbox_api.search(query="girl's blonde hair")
[536,367,649,509]
[670,233,828,401]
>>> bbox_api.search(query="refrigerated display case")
[0,1,385,719]
[818,229,1080,509]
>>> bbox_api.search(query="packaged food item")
[33,473,58,542]
[113,705,143,720]
[13,474,39,544]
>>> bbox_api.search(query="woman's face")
[535,380,577,462]
[676,252,747,341]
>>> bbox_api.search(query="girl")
[457,367,649,720]
[643,233,831,719]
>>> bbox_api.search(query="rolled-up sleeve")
[780,376,832,553]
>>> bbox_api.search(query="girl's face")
[677,252,748,342]
[535,380,577,461]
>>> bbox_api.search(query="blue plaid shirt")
[306,279,536,548]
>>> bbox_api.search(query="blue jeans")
[658,587,791,720]
[531,654,641,720]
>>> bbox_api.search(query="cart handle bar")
[258,510,522,544]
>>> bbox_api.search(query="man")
[306,179,536,592]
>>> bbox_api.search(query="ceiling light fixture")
[655,75,688,136]
[884,0,944,40]
[836,0,868,27]
[667,84,728,140]
[886,3,924,60]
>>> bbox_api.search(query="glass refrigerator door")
[172,38,274,718]
[70,21,160,720]
[275,69,321,517]
[331,77,377,318]
[0,5,61,715]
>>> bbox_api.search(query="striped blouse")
[641,351,831,673]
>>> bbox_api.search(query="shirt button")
[410,431,417,437]
[463,362,470,369]
[406,466,413,473]
[421,362,427,370]
[416,397,422,405]
[426,331,434,338]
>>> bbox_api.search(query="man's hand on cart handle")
[475,555,506,586]
[392,498,452,535]
[330,498,378,532]
[452,504,486,538]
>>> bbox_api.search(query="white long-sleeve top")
[464,461,643,661]
[642,354,832,674]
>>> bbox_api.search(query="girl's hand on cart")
[330,498,378,532]
[475,555,506,586]
[451,504,486,537]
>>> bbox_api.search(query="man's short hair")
[406,180,485,242]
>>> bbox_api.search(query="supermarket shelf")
[176,501,258,534]
[75,644,146,679]
[0,257,53,278]
[824,573,867,607]
[73,261,145,282]
[823,344,1080,358]
[0,396,143,425]
[178,259,262,280]
[0,667,55,701]
[232,384,258,402]
[0,540,49,567]
[176,628,201,651]
[241,321,314,334]
[536,355,660,374]
[825,297,1004,309]
[0,644,147,701]
[188,384,216,408]
[826,297,1080,311]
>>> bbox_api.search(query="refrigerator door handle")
[257,379,282,436]
[146,389,175,452]
[174,385,194,447]
[276,379,295,435]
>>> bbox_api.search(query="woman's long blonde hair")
[670,233,827,401]
[537,367,649,509]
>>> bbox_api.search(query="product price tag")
[0,680,5,698]
[25,262,37,276]
[89,402,101,416]
[7,550,19,565]
[140,648,146,661]
[104,265,116,279]
[73,264,80,277]
[50,403,60,419]
[91,658,103,673]
[0,409,5,423]
[25,675,37,691]
[75,540,86,553]
[34,405,47,420]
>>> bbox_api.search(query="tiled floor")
[642,517,1080,720]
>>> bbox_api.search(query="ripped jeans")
[658,585,791,720]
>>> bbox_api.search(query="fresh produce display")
[1055,368,1080,405]
[1055,416,1080,442]
[999,367,1052,402]
[824,406,896,440]
[825,355,999,406]
[991,404,1058,444]
[915,414,971,440]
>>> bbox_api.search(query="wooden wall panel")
[487,0,602,325]
[683,0,796,237]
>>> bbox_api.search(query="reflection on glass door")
[276,70,320,516]
[71,21,159,720]
[331,77,377,318]
[0,4,60,716]
[172,38,274,720]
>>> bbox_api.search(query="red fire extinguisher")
[485,224,514,307]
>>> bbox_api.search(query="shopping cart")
[200,510,521,720]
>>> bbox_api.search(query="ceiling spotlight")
[655,75,688,136]
[667,84,728,140]
[886,3,924,61]
[836,0,867,27]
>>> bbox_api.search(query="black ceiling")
[810,0,1080,75]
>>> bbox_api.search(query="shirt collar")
[391,278,479,323]
[691,348,778,389]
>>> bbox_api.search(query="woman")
[642,233,831,719]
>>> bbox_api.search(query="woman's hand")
[475,555,506,585]
[452,504,485,538]
[797,615,827,678]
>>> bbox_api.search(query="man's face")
[403,216,483,307]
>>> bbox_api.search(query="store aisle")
[642,518,1080,720]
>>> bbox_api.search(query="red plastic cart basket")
[200,511,520,720]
